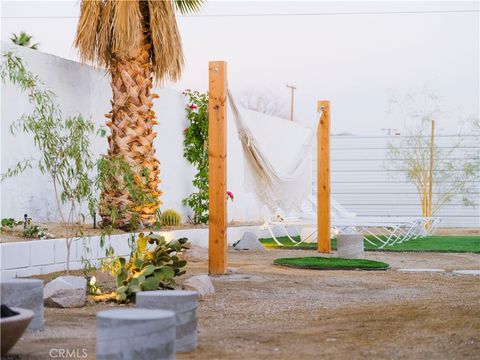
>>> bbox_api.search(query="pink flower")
[183,127,189,133]
[226,191,234,201]
[189,104,198,110]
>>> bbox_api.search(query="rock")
[43,276,86,308]
[182,275,214,298]
[182,244,208,262]
[233,232,265,251]
[227,267,238,274]
[1,279,44,332]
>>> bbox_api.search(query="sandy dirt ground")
[6,249,480,360]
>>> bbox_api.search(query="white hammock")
[227,89,320,213]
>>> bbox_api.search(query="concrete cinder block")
[16,266,43,278]
[30,240,55,266]
[336,234,364,259]
[41,263,66,275]
[76,236,99,261]
[2,242,30,269]
[54,239,77,264]
[97,309,176,360]
[1,278,44,331]
[0,269,17,280]
[136,290,198,352]
[107,234,133,257]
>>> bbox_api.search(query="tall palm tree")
[74,0,202,229]
[11,31,39,49]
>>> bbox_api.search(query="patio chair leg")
[263,220,284,246]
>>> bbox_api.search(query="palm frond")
[111,0,143,59]
[74,0,102,63]
[173,0,204,15]
[148,0,184,83]
[96,0,115,66]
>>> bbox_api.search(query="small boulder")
[43,276,86,308]
[182,244,208,262]
[233,232,265,251]
[182,275,214,298]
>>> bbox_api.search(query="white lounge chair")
[262,196,441,248]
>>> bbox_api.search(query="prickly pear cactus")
[114,232,190,302]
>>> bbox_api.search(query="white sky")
[1,1,479,134]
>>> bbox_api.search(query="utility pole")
[286,84,296,121]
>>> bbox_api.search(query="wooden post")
[208,61,227,275]
[317,100,330,253]
[428,120,435,218]
[287,84,296,121]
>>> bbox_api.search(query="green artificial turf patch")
[260,235,480,253]
[273,256,390,270]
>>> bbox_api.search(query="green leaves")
[114,232,191,302]
[183,90,209,224]
[173,0,204,15]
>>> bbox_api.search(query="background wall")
[0,43,266,223]
[313,135,480,228]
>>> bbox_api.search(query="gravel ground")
[6,248,480,360]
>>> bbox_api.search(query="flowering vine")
[182,89,209,224]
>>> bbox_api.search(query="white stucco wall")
[1,43,268,223]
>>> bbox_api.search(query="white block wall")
[1,225,293,279]
[313,135,480,228]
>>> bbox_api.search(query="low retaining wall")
[0,225,291,279]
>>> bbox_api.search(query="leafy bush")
[159,209,182,226]
[182,90,209,224]
[113,233,190,302]
[0,218,22,231]
[23,223,48,239]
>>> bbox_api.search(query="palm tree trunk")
[100,31,161,229]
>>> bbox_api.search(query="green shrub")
[159,209,182,226]
[1,218,22,231]
[113,233,190,302]
[23,224,48,239]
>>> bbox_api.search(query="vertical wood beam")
[208,61,227,275]
[428,120,435,218]
[317,101,331,253]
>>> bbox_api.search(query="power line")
[1,9,479,19]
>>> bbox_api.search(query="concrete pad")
[397,268,446,273]
[97,308,175,360]
[453,270,480,276]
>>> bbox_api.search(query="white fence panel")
[313,135,480,228]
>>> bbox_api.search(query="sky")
[1,0,479,135]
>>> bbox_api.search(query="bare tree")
[239,88,290,119]
[385,89,480,220]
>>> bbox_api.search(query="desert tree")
[385,89,480,220]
